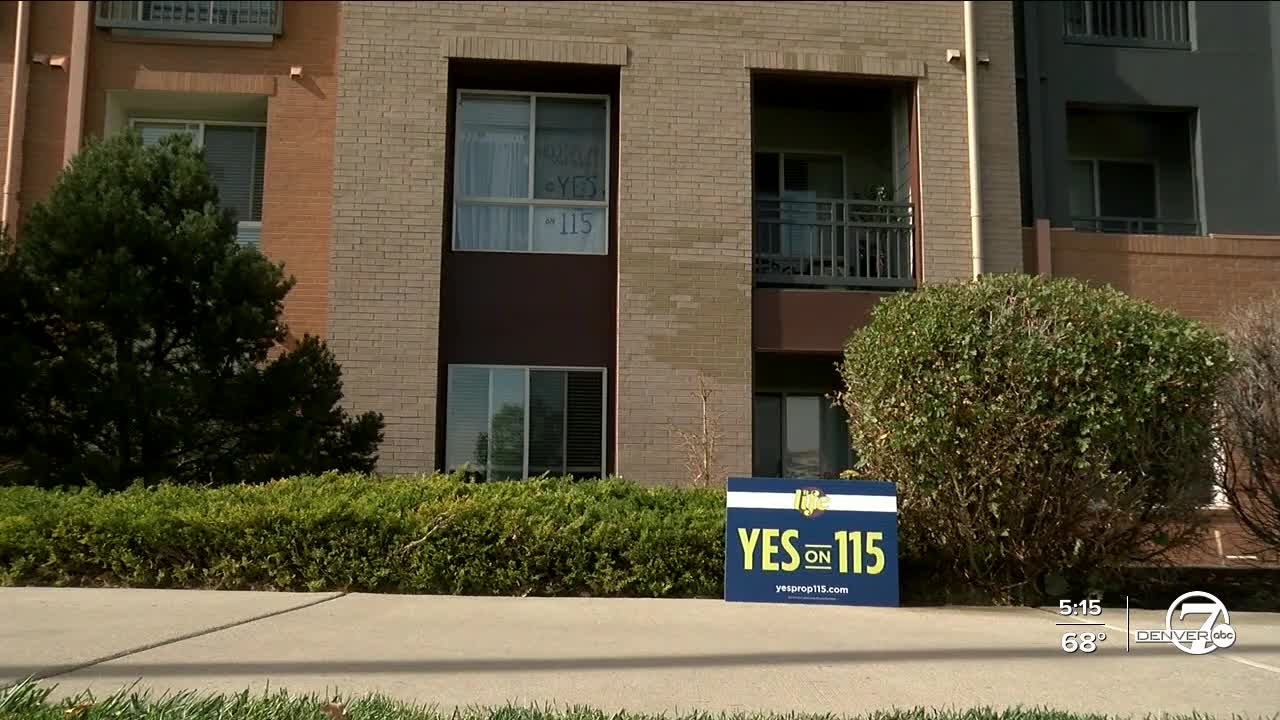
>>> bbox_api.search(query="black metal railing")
[1064,1,1191,49]
[754,197,914,289]
[96,1,283,35]
[1071,215,1201,235]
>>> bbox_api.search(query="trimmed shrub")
[837,274,1231,604]
[0,474,723,597]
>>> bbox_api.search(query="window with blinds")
[132,120,267,249]
[445,365,606,481]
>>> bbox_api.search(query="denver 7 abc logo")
[1135,591,1237,655]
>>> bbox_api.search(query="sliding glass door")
[752,393,852,478]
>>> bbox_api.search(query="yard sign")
[724,476,899,607]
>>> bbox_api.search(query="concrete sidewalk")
[2,588,1279,717]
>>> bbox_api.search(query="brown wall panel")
[436,59,620,473]
[753,288,889,354]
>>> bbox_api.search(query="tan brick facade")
[3,0,338,340]
[331,1,1023,482]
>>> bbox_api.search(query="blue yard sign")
[724,477,899,607]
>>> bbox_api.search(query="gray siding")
[1018,1,1280,235]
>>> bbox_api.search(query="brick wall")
[84,2,340,340]
[1050,230,1280,326]
[17,0,72,224]
[4,1,339,340]
[332,1,1023,483]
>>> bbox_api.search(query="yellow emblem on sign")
[793,488,830,517]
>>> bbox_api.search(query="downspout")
[963,0,984,278]
[2,0,31,234]
[62,0,91,165]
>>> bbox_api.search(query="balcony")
[754,197,914,289]
[1064,1,1191,49]
[752,73,916,291]
[1067,107,1200,237]
[96,1,283,38]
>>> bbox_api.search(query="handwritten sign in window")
[454,93,608,254]
[535,99,606,203]
[533,207,604,253]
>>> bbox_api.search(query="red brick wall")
[17,0,72,224]
[1049,229,1280,327]
[6,0,339,340]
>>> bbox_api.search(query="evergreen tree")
[0,132,383,489]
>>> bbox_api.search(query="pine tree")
[0,132,383,489]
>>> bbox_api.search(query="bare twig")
[673,372,724,488]
[1218,291,1280,558]
[399,510,456,553]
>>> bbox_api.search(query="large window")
[453,92,609,254]
[133,119,266,248]
[446,365,606,481]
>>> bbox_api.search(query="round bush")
[837,274,1231,604]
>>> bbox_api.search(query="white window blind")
[446,366,606,481]
[454,92,609,254]
[133,120,266,249]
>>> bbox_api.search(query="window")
[132,119,267,248]
[754,151,845,260]
[753,393,852,479]
[1069,158,1159,232]
[453,92,609,254]
[446,366,606,481]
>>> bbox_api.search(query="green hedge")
[0,474,723,597]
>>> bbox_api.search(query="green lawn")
[0,681,1227,720]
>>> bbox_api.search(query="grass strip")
[0,680,1232,720]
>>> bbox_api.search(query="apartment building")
[330,1,1023,485]
[4,1,1020,488]
[5,1,1278,505]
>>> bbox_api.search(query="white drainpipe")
[963,0,984,278]
[2,1,31,233]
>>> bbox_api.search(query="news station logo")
[1135,590,1237,656]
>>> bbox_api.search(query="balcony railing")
[96,1,283,35]
[754,197,914,289]
[1071,216,1200,235]
[1064,1,1191,49]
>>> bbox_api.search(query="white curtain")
[456,95,607,254]
[456,96,531,250]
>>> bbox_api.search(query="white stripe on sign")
[726,491,897,513]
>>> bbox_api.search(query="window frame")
[752,390,852,479]
[446,363,609,481]
[129,117,268,243]
[753,148,849,202]
[452,89,612,256]
[1068,155,1163,224]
